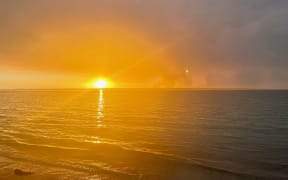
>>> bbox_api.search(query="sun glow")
[92,79,109,89]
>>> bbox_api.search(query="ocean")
[0,89,288,179]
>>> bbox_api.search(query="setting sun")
[92,79,109,89]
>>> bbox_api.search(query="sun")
[92,79,109,89]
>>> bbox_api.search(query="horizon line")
[0,88,288,91]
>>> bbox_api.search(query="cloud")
[0,0,288,88]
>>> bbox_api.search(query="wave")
[2,131,288,179]
[0,152,139,180]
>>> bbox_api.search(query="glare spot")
[93,79,109,89]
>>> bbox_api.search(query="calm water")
[0,90,288,179]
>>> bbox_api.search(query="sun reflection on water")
[97,89,104,128]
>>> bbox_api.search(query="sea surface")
[0,89,288,180]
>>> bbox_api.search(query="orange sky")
[0,20,196,89]
[0,23,179,88]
